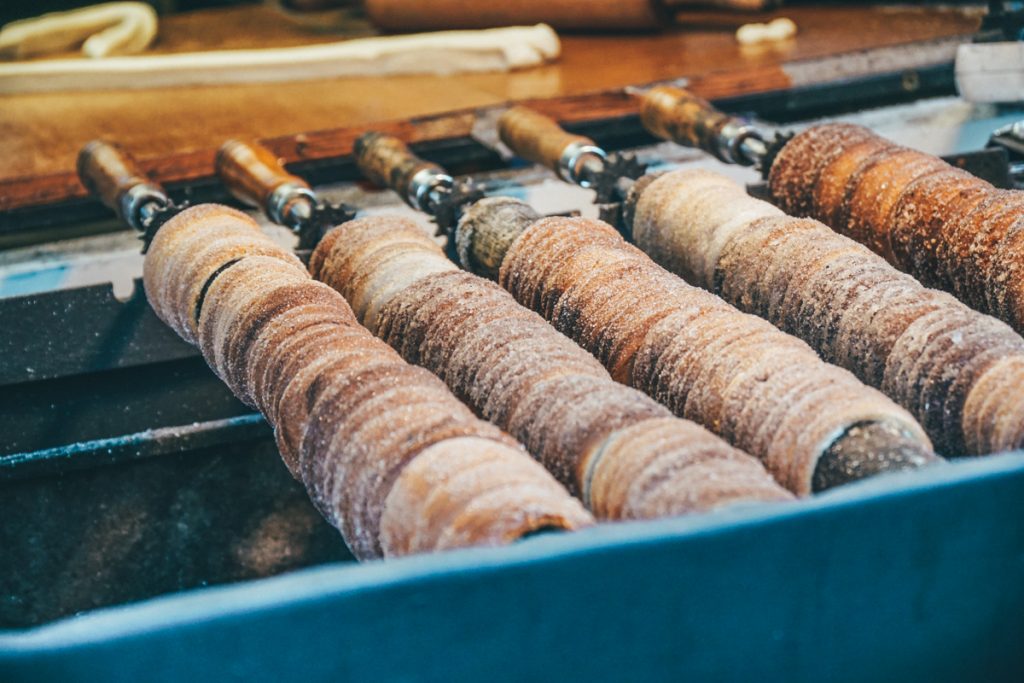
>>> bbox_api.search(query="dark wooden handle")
[76,140,152,214]
[354,132,443,197]
[499,106,595,175]
[216,139,308,211]
[639,86,733,152]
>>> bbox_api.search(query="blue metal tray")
[3,452,1022,682]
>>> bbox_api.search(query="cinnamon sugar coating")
[143,204,303,343]
[314,215,792,514]
[381,438,592,556]
[632,168,1024,456]
[771,123,1024,336]
[144,206,591,559]
[499,215,931,493]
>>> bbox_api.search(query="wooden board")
[0,5,979,211]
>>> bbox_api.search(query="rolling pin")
[364,0,770,33]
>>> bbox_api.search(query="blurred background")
[0,1,993,28]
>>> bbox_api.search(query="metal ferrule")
[120,183,170,233]
[408,167,454,214]
[268,182,316,229]
[717,121,764,166]
[737,134,769,167]
[558,142,607,187]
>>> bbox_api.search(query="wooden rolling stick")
[638,85,768,166]
[77,140,175,243]
[497,106,645,204]
[217,140,314,228]
[354,132,454,212]
[216,139,354,247]
[354,132,483,237]
[499,106,606,186]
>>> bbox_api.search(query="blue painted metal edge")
[2,452,1023,682]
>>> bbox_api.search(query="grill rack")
[2,63,1023,679]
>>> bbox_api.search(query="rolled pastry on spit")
[381,437,595,556]
[143,204,305,344]
[628,168,1024,456]
[769,122,1024,336]
[447,206,936,495]
[144,204,592,559]
[313,215,458,334]
[310,216,793,519]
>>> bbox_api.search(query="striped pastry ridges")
[142,204,592,560]
[769,123,1024,337]
[310,215,793,519]
[631,168,1024,456]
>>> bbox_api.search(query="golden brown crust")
[274,342,396,475]
[812,136,890,232]
[768,123,875,219]
[962,355,1024,454]
[951,193,1021,310]
[631,169,748,287]
[144,205,304,344]
[989,218,1024,330]
[247,306,357,418]
[771,124,1024,342]
[846,149,949,265]
[319,215,788,517]
[501,215,931,494]
[144,208,592,559]
[890,171,990,291]
[380,438,593,557]
[195,256,311,394]
[629,167,1024,457]
[316,395,513,559]
[315,215,432,295]
[587,417,791,519]
[224,281,350,403]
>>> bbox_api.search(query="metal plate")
[1,453,1022,681]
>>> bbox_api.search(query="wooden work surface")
[0,4,979,208]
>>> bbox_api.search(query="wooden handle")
[76,140,152,216]
[639,85,733,153]
[216,139,309,211]
[498,106,595,176]
[354,132,443,198]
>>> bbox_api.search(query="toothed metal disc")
[759,131,794,180]
[592,152,647,204]
[297,201,357,250]
[140,201,188,253]
[433,181,485,239]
